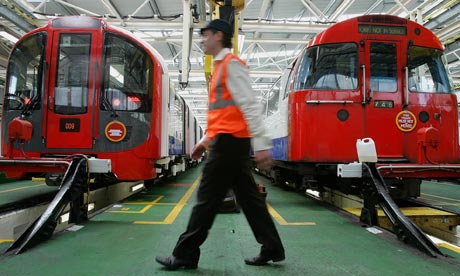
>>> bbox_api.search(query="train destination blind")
[358,24,407,35]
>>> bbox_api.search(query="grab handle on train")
[404,67,409,106]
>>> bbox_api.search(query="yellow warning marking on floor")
[344,207,456,216]
[267,203,316,226]
[0,239,13,243]
[438,243,460,253]
[122,198,175,205]
[31,177,96,183]
[107,196,164,213]
[0,183,45,193]
[134,176,201,225]
[343,208,361,216]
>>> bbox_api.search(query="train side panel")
[264,68,291,161]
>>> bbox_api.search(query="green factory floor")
[420,180,460,214]
[1,165,459,275]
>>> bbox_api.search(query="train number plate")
[374,100,394,108]
[59,118,80,132]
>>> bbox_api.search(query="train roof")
[308,14,443,50]
[15,16,169,76]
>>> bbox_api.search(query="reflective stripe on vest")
[208,55,236,110]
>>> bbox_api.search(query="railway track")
[320,186,460,251]
[0,179,145,254]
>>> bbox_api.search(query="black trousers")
[172,134,284,262]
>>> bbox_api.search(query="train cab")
[0,16,201,182]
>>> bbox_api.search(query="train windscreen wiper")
[21,65,40,116]
[21,94,40,116]
[101,93,118,118]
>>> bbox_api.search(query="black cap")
[200,19,233,36]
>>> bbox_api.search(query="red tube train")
[263,14,460,198]
[0,16,202,184]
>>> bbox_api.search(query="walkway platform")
[1,165,459,275]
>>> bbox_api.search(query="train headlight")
[419,111,429,123]
[128,96,141,103]
[337,109,349,121]
[112,98,121,107]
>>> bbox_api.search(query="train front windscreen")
[4,32,46,112]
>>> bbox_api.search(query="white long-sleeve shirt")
[211,48,272,151]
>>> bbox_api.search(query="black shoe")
[155,255,198,270]
[244,253,285,266]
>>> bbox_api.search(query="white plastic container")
[337,162,362,178]
[356,138,377,163]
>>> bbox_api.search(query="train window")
[282,64,294,99]
[408,46,452,93]
[169,95,184,154]
[5,32,46,110]
[101,33,153,113]
[54,34,90,114]
[267,78,281,116]
[293,43,358,90]
[260,92,268,118]
[370,43,397,92]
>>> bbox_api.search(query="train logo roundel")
[105,121,127,142]
[395,111,417,132]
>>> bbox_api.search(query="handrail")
[306,100,354,104]
[404,66,409,106]
[361,64,366,104]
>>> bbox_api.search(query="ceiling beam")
[433,20,460,42]
[130,0,151,18]
[100,0,125,25]
[392,0,410,14]
[299,0,328,22]
[258,0,271,19]
[423,1,460,30]
[31,17,331,35]
[142,35,308,45]
[54,0,99,16]
[364,1,383,15]
[329,0,355,22]
[0,0,38,32]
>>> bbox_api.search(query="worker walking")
[155,19,285,270]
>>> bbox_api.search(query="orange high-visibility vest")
[206,53,251,140]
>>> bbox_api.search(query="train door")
[363,40,404,159]
[45,30,101,149]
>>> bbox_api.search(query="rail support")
[3,156,89,255]
[361,163,446,257]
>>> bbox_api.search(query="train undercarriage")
[260,160,460,257]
